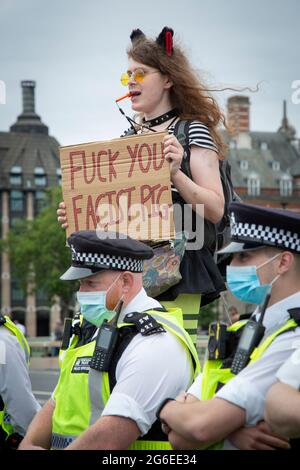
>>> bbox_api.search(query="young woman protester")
[57,27,227,344]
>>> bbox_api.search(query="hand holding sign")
[163,134,184,178]
[57,201,68,229]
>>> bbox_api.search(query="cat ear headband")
[130,26,174,57]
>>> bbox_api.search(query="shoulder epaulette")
[288,308,300,326]
[123,311,166,336]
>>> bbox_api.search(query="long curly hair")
[127,31,228,160]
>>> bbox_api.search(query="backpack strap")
[173,119,193,180]
[173,119,219,254]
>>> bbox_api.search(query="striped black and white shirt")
[168,120,218,154]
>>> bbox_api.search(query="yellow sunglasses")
[120,68,160,86]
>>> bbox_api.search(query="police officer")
[0,314,40,449]
[158,202,300,450]
[265,347,300,440]
[20,231,199,450]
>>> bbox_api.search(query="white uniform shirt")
[0,326,41,435]
[276,347,300,389]
[188,291,300,448]
[101,288,193,435]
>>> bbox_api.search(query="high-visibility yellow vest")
[52,308,200,450]
[201,318,299,449]
[0,316,30,439]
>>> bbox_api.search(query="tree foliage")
[198,299,220,331]
[0,187,76,314]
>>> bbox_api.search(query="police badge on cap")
[218,203,300,254]
[60,231,154,281]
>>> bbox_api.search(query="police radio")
[90,300,124,372]
[231,292,271,375]
[208,321,228,360]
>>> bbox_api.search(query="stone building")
[221,95,300,321]
[0,81,61,336]
[225,96,300,210]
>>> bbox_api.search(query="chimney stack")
[227,96,250,136]
[10,80,48,135]
[21,80,36,114]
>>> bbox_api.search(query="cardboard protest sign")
[60,132,174,241]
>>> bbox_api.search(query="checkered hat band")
[232,222,300,252]
[71,248,144,272]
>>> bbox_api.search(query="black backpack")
[173,119,242,252]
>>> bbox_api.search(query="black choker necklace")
[142,109,178,128]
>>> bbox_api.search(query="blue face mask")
[77,274,122,327]
[226,253,281,305]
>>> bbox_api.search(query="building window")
[11,309,26,327]
[272,161,280,171]
[247,175,260,196]
[280,176,293,197]
[34,167,47,187]
[240,160,249,170]
[36,287,48,304]
[35,191,48,215]
[10,190,26,228]
[36,307,50,336]
[260,142,268,151]
[11,279,25,304]
[10,166,22,186]
[10,190,24,212]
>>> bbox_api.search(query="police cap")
[60,230,154,281]
[218,202,300,254]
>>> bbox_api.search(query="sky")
[0,0,299,146]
